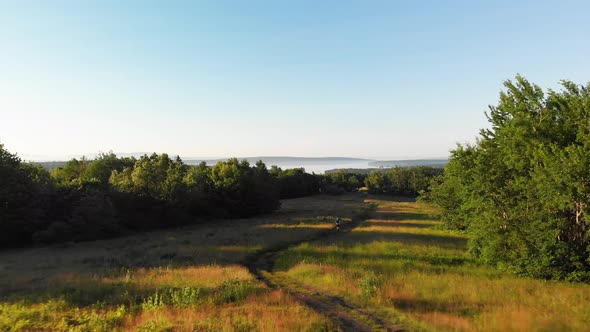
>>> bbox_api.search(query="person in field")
[335,217,341,230]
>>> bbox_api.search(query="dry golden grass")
[0,194,365,331]
[8,194,587,331]
[125,288,335,331]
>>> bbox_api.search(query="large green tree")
[431,76,590,280]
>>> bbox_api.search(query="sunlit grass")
[275,198,590,331]
[258,224,333,229]
[127,288,336,332]
[0,194,367,331]
[8,193,586,331]
[0,282,333,331]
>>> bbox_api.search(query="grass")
[3,194,589,331]
[0,194,363,331]
[273,199,590,331]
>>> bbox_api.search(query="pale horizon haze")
[2,1,589,161]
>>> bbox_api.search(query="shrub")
[360,272,383,299]
[218,279,253,303]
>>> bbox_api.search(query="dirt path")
[243,214,405,332]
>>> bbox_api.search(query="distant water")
[37,157,445,174]
[265,161,376,174]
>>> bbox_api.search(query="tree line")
[1,142,444,248]
[0,150,285,247]
[365,166,443,196]
[427,76,590,282]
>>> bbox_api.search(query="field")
[0,195,366,331]
[272,198,590,331]
[1,194,590,331]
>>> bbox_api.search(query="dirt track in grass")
[243,208,405,332]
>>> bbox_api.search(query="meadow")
[273,198,590,331]
[0,195,366,331]
[2,194,590,331]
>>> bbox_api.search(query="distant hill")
[368,159,448,168]
[184,156,373,166]
[325,168,376,175]
[35,157,375,172]
[325,159,448,174]
[36,161,68,171]
[35,157,448,173]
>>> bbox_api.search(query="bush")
[218,279,253,303]
[359,272,383,299]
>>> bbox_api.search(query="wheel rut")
[242,212,405,332]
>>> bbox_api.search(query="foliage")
[270,166,321,198]
[0,146,286,247]
[365,166,443,196]
[1,143,397,247]
[218,279,253,303]
[141,286,202,310]
[210,159,280,217]
[360,271,384,299]
[321,170,365,194]
[0,144,53,246]
[430,76,590,280]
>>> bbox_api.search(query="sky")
[1,0,589,161]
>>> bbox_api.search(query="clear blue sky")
[1,1,589,160]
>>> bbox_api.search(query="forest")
[0,145,440,248]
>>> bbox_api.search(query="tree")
[365,171,387,194]
[51,158,89,186]
[366,167,442,196]
[434,76,590,280]
[83,152,135,185]
[0,144,53,246]
[210,159,280,216]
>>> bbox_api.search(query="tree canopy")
[429,76,590,281]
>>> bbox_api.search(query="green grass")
[4,194,588,331]
[273,199,590,331]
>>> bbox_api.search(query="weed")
[72,305,127,331]
[137,317,173,332]
[141,290,165,311]
[168,287,202,307]
[141,287,202,310]
[360,271,383,299]
[218,279,253,303]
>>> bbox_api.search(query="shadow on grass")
[373,211,439,221]
[275,248,471,272]
[322,230,468,250]
[364,221,440,229]
[392,297,483,317]
[1,277,264,308]
[2,226,344,276]
[0,194,373,300]
[274,203,472,276]
[365,195,417,203]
